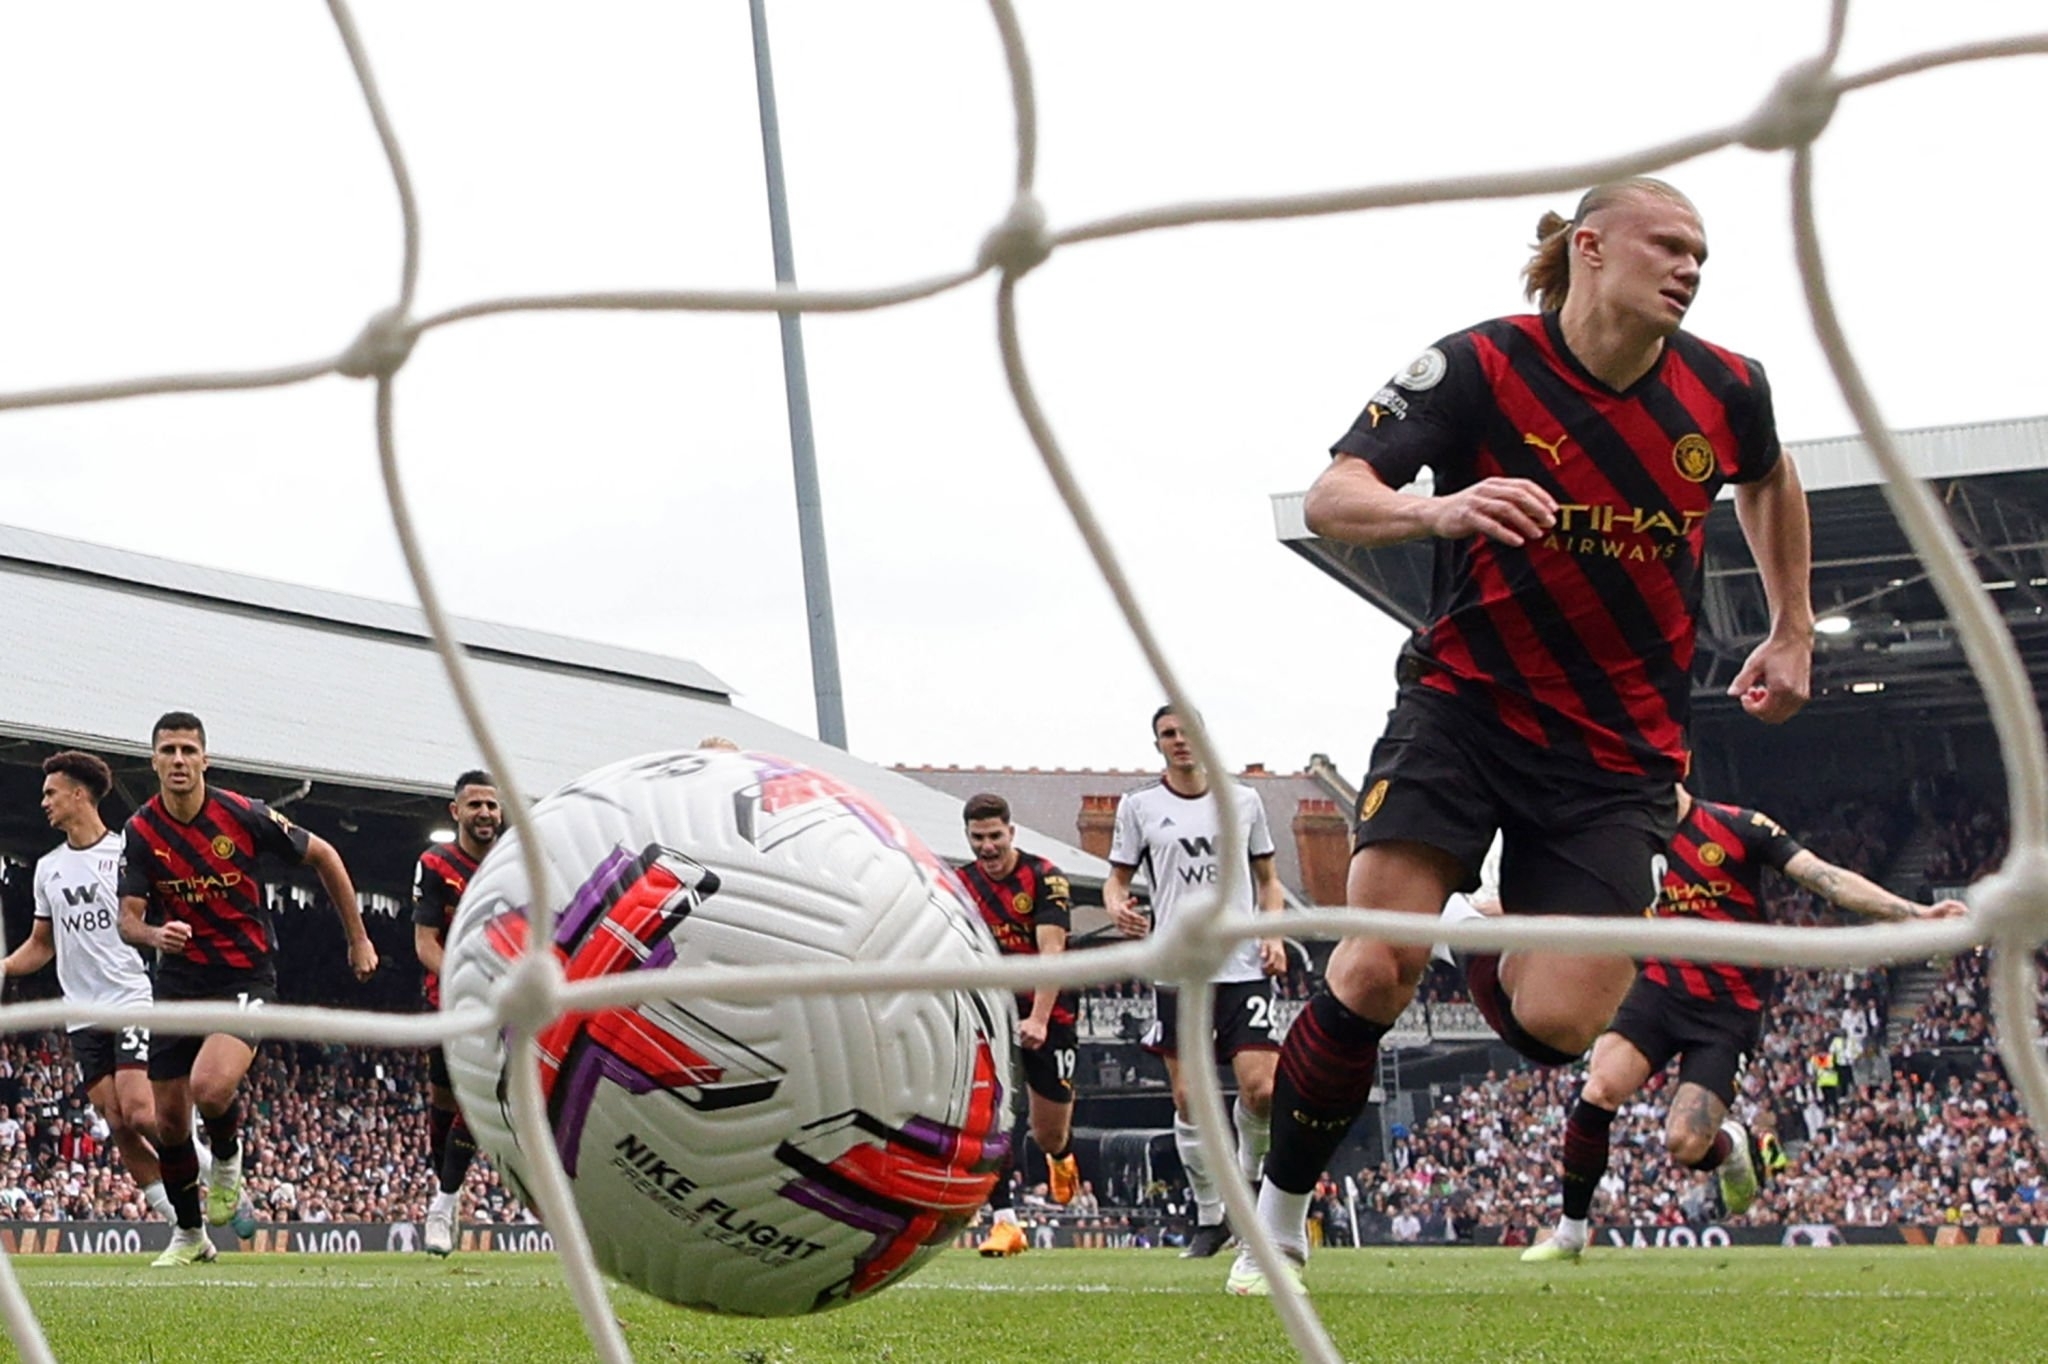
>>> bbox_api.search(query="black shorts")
[427,1045,453,1091]
[70,1026,151,1090]
[1015,1018,1079,1105]
[1353,689,1676,917]
[148,962,279,1082]
[1605,975,1762,1107]
[1144,980,1280,1062]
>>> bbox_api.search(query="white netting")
[3,2,2047,1361]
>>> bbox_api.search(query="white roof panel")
[1783,413,2048,493]
[0,523,734,698]
[0,525,1104,876]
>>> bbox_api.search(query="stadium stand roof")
[0,524,1104,892]
[1272,414,2048,802]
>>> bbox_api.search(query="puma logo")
[1523,430,1569,464]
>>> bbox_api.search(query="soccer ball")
[439,748,1014,1316]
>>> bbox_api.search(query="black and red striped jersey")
[1641,798,1805,1011]
[1332,313,1782,781]
[119,789,311,972]
[412,841,481,1009]
[955,853,1076,1026]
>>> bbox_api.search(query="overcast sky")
[1,3,2041,785]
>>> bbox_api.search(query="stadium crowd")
[1351,790,2043,1239]
[0,1036,520,1225]
[0,789,2034,1237]
[1356,1012,2042,1242]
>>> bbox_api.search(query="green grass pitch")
[11,1246,2048,1362]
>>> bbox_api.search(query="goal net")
[1,3,2045,1361]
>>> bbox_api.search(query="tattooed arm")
[1781,850,1967,922]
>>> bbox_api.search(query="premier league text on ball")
[440,749,1015,1316]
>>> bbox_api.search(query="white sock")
[143,1180,174,1223]
[1254,1180,1311,1257]
[429,1189,458,1216]
[195,1144,214,1181]
[992,1206,1019,1227]
[1232,1098,1270,1187]
[1174,1116,1225,1225]
[1553,1215,1589,1248]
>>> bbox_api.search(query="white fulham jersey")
[33,832,152,1030]
[1109,778,1276,985]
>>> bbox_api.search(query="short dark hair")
[152,711,206,747]
[963,793,1011,825]
[43,751,113,803]
[454,770,496,798]
[1151,705,1201,736]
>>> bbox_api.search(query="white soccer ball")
[440,748,1014,1316]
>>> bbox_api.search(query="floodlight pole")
[749,0,848,750]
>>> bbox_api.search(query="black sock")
[203,1101,241,1163]
[160,1137,204,1230]
[992,1111,1029,1202]
[987,1165,1014,1211]
[1560,1099,1616,1220]
[439,1111,480,1197]
[1263,990,1389,1194]
[428,1105,454,1173]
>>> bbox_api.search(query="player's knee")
[191,1078,237,1114]
[1034,1125,1071,1156]
[1505,994,1605,1058]
[1541,1018,1603,1058]
[1388,942,1433,991]
[1665,1122,1713,1167]
[1325,940,1425,1012]
[1237,1070,1274,1116]
[1580,1071,1628,1110]
[97,1087,131,1127]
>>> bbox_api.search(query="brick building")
[894,756,1359,911]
